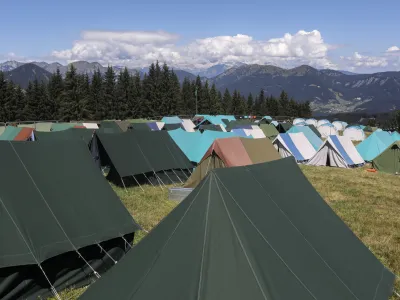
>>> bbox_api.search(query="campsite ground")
[51,166,400,300]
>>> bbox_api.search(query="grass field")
[51,166,400,299]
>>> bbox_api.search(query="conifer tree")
[258,89,266,115]
[129,72,142,117]
[222,88,232,114]
[0,72,7,121]
[181,78,192,115]
[247,93,254,115]
[194,76,203,115]
[209,83,218,115]
[47,68,64,119]
[171,71,182,115]
[160,63,172,115]
[59,65,79,121]
[14,85,26,121]
[24,80,40,120]
[216,90,223,114]
[104,66,116,119]
[116,68,131,119]
[90,69,104,120]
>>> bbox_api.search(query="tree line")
[0,61,311,122]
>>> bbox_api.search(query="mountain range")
[1,60,399,114]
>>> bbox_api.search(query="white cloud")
[386,46,400,52]
[340,52,388,70]
[51,29,337,70]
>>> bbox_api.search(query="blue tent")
[231,129,249,137]
[168,128,202,162]
[356,131,400,161]
[161,116,182,124]
[188,131,236,163]
[288,125,323,150]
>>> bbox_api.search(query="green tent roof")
[51,123,82,131]
[372,141,400,174]
[95,131,193,179]
[99,121,123,133]
[34,128,95,146]
[80,157,394,300]
[0,126,20,140]
[0,140,140,299]
[259,124,279,139]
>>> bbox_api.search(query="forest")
[0,61,312,122]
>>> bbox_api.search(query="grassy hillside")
[51,166,400,299]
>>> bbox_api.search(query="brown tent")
[14,127,34,141]
[185,137,280,187]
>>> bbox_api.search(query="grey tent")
[0,140,140,300]
[79,157,394,300]
[93,131,194,185]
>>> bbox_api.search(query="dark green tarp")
[130,123,152,131]
[199,124,223,132]
[94,131,193,182]
[0,140,140,300]
[79,157,394,300]
[307,124,322,138]
[225,120,256,131]
[34,128,95,146]
[162,123,182,131]
[372,141,400,174]
[99,121,123,133]
[276,122,292,133]
[116,121,133,132]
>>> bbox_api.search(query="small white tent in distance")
[343,126,365,141]
[318,123,338,138]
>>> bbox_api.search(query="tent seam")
[242,166,360,300]
[214,172,318,300]
[214,177,269,300]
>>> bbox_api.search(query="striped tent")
[287,125,323,151]
[307,136,365,168]
[0,126,34,141]
[273,132,316,162]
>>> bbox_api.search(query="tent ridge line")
[214,172,318,300]
[242,166,360,300]
[214,177,269,300]
[126,176,210,299]
[196,172,213,300]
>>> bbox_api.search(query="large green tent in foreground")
[80,157,394,300]
[372,141,400,174]
[0,140,140,300]
[93,130,193,185]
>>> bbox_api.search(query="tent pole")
[172,169,184,184]
[179,168,189,179]
[153,171,166,190]
[120,177,128,192]
[132,175,144,192]
[120,234,133,250]
[186,168,192,175]
[143,173,155,187]
[163,170,178,186]
[97,243,117,264]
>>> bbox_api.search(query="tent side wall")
[185,155,225,188]
[372,142,400,174]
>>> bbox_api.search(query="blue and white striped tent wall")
[307,135,365,168]
[272,132,316,162]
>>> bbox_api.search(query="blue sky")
[1,0,400,72]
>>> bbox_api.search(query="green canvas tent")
[0,140,140,300]
[372,141,400,174]
[98,121,123,133]
[34,128,95,146]
[116,120,133,132]
[276,122,292,133]
[51,123,83,131]
[259,123,279,140]
[80,157,394,300]
[93,131,194,185]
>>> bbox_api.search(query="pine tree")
[194,76,203,115]
[279,90,289,116]
[90,69,104,120]
[15,86,26,121]
[258,89,266,115]
[160,63,172,115]
[247,93,254,115]
[116,68,131,119]
[222,88,232,114]
[216,91,223,114]
[77,74,91,120]
[59,65,79,121]
[171,71,182,115]
[104,66,116,119]
[37,81,51,120]
[24,80,41,121]
[209,83,219,115]
[129,72,142,117]
[4,81,17,121]
[231,89,244,115]
[47,68,64,119]
[199,79,210,114]
[181,78,192,115]
[0,72,7,121]
[142,62,162,117]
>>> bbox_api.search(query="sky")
[1,0,400,73]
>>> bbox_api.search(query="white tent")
[318,123,338,138]
[332,121,344,131]
[181,119,196,132]
[156,122,165,130]
[306,118,318,126]
[343,126,365,141]
[272,132,316,162]
[293,118,306,125]
[307,135,365,168]
[244,126,266,139]
[317,119,330,127]
[83,123,99,129]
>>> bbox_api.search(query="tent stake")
[132,175,144,192]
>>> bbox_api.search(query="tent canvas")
[0,140,140,299]
[260,124,279,140]
[80,157,395,300]
[356,131,400,161]
[273,132,316,162]
[34,128,95,146]
[83,123,99,129]
[343,126,365,141]
[116,120,133,132]
[276,122,292,133]
[293,118,306,125]
[99,121,123,133]
[181,119,196,132]
[168,128,202,163]
[318,124,338,138]
[231,128,249,137]
[372,141,400,174]
[307,135,365,168]
[94,131,193,184]
[288,125,323,151]
[161,116,182,124]
[51,123,83,132]
[131,123,153,131]
[307,124,322,138]
[0,126,34,141]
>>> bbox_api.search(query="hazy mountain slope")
[4,64,52,88]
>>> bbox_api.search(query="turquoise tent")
[161,116,182,124]
[196,116,227,128]
[188,130,236,163]
[356,131,400,161]
[288,125,323,150]
[391,131,400,140]
[168,128,202,162]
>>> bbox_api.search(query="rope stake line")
[8,142,101,280]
